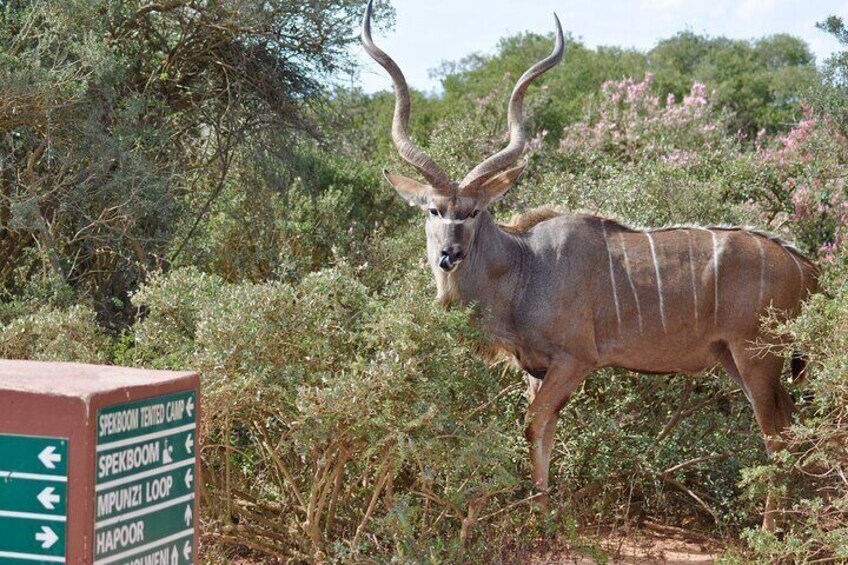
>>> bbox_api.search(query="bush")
[737,257,848,562]
[0,302,109,362]
[122,264,536,561]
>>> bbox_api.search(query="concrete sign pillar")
[0,360,200,564]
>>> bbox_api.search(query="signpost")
[0,361,199,564]
[0,434,68,564]
[94,391,197,564]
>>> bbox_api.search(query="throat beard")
[435,268,460,307]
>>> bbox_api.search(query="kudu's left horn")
[361,0,452,192]
[459,14,565,194]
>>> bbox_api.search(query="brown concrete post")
[0,360,200,564]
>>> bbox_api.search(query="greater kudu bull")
[361,0,818,530]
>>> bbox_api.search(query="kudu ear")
[478,160,527,204]
[383,170,433,206]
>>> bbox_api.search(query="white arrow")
[37,487,60,510]
[183,504,193,527]
[184,433,194,454]
[170,545,179,565]
[35,525,58,549]
[184,467,194,489]
[38,446,61,469]
[183,540,192,561]
[186,396,195,418]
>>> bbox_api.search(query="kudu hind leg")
[524,359,589,506]
[728,345,794,531]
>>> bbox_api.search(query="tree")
[435,32,647,138]
[0,0,384,320]
[649,32,818,135]
[812,16,848,133]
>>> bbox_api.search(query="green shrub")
[0,302,109,362]
[123,264,536,561]
[736,258,848,562]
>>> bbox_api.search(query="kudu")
[361,0,818,530]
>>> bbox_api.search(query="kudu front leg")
[524,359,590,507]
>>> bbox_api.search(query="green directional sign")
[94,391,196,565]
[1,481,67,518]
[93,501,194,561]
[96,466,195,523]
[0,434,67,477]
[0,433,68,564]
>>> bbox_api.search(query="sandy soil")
[521,525,722,564]
[208,525,725,564]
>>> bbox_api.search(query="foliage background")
[1,1,846,562]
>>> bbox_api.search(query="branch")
[664,477,719,523]
[463,382,523,421]
[662,454,730,477]
[168,132,234,263]
[253,420,308,512]
[478,490,541,522]
[351,459,393,550]
[651,381,694,447]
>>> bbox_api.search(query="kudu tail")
[790,352,809,384]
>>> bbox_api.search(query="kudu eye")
[471,209,480,219]
[428,208,439,217]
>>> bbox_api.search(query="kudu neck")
[435,211,523,308]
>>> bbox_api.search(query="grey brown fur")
[361,1,818,530]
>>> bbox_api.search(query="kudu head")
[361,0,564,272]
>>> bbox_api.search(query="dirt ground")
[521,524,722,564]
[213,525,726,564]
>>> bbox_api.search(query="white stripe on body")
[618,234,644,335]
[686,231,700,331]
[751,233,766,310]
[710,230,720,326]
[646,232,667,332]
[601,221,622,331]
[787,249,805,292]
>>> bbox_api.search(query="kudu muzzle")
[438,246,464,272]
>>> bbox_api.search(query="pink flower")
[820,242,837,263]
[661,149,697,166]
[683,83,708,107]
[527,130,549,152]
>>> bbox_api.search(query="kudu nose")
[439,247,464,271]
